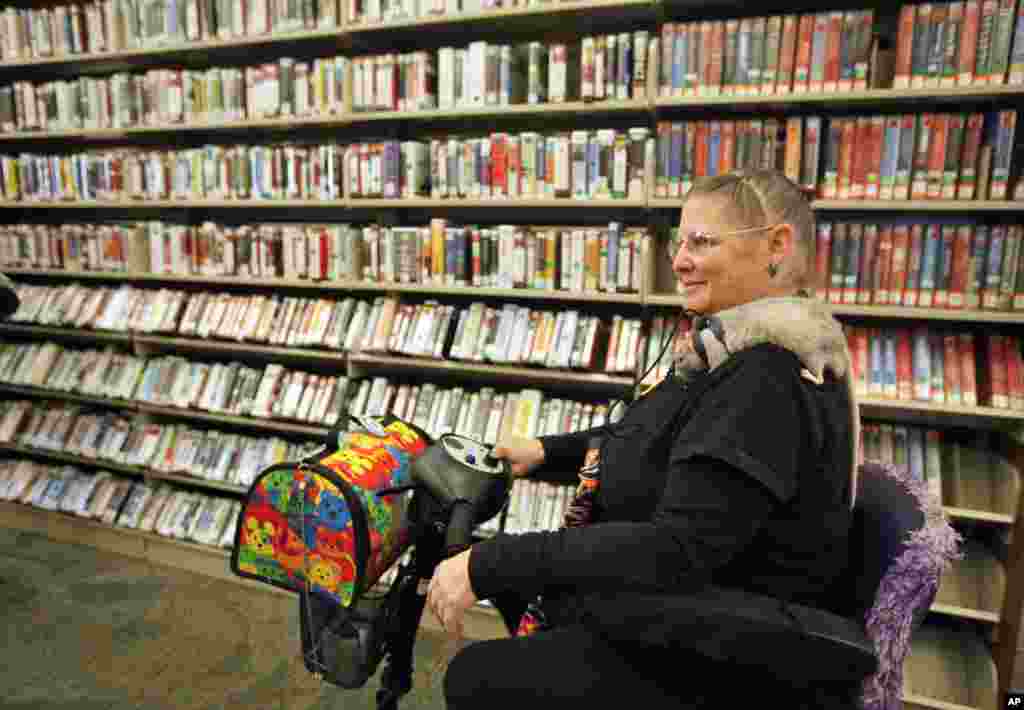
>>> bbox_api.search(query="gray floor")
[0,529,455,710]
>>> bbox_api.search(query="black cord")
[599,307,694,441]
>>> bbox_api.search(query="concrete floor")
[0,529,456,710]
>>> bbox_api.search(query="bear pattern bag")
[231,414,431,608]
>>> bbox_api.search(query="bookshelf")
[0,0,1021,707]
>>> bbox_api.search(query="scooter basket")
[230,415,431,608]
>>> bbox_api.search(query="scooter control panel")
[441,434,505,476]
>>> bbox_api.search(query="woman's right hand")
[491,436,545,478]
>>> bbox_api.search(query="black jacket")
[468,343,854,619]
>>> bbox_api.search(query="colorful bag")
[231,415,431,608]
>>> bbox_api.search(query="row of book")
[0,0,597,61]
[0,130,650,202]
[503,479,574,534]
[654,111,1019,202]
[0,0,344,61]
[354,32,655,111]
[0,459,242,548]
[813,221,1024,311]
[858,424,1013,509]
[0,56,350,132]
[346,377,624,443]
[6,282,656,373]
[0,399,320,487]
[0,339,631,436]
[844,326,1024,409]
[4,108,1019,203]
[0,220,652,292]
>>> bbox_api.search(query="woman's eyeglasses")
[666,223,781,259]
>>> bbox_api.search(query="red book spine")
[949,224,972,309]
[837,119,857,199]
[897,328,914,400]
[815,222,832,300]
[858,224,879,304]
[890,225,911,305]
[944,332,963,404]
[894,5,917,88]
[989,334,1009,407]
[960,333,978,405]
[794,14,815,92]
[874,225,894,304]
[850,117,871,199]
[1011,337,1024,410]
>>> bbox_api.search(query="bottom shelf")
[904,623,999,710]
[0,500,507,641]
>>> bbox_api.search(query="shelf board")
[0,323,133,342]
[646,296,1024,323]
[944,506,1016,525]
[0,442,247,496]
[0,27,349,71]
[903,623,999,710]
[0,442,146,478]
[0,199,348,209]
[347,197,647,208]
[0,113,352,141]
[349,99,649,124]
[5,197,1021,212]
[0,383,133,410]
[858,397,1024,421]
[814,200,1024,212]
[363,282,643,303]
[133,402,329,438]
[931,540,1005,624]
[654,83,1024,109]
[132,335,348,364]
[648,198,1024,212]
[345,0,654,33]
[349,352,634,389]
[0,270,644,305]
[828,304,1024,324]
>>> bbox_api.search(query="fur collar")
[674,296,860,507]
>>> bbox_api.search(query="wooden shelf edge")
[134,402,330,438]
[858,397,1024,421]
[944,506,1016,525]
[133,335,348,363]
[348,352,634,388]
[0,27,349,71]
[0,383,134,409]
[347,198,647,208]
[346,0,655,33]
[654,84,1024,109]
[0,323,133,341]
[0,442,247,495]
[649,199,1024,212]
[930,603,1001,624]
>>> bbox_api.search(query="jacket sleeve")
[468,349,806,601]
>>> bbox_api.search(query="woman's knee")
[442,639,496,708]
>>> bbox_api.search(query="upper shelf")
[1,199,1023,213]
[3,85,1024,144]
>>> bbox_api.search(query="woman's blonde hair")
[680,169,816,290]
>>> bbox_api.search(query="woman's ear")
[768,223,795,260]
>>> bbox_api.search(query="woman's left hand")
[426,548,478,637]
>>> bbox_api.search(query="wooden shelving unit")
[0,0,1022,707]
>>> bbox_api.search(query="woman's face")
[671,193,782,315]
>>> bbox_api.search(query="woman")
[426,169,860,708]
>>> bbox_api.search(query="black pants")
[443,593,861,710]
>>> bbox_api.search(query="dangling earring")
[767,263,779,278]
